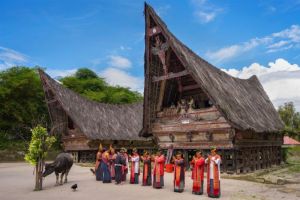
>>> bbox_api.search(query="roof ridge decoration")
[141,3,283,136]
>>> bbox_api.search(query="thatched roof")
[39,70,145,141]
[142,3,284,134]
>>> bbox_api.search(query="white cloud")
[206,45,240,63]
[191,0,223,24]
[272,25,300,42]
[267,40,290,49]
[107,55,132,69]
[206,37,271,63]
[194,11,216,23]
[119,46,132,51]
[90,58,102,67]
[46,68,77,78]
[206,25,300,63]
[267,44,293,53]
[100,67,144,93]
[0,46,29,70]
[222,58,300,111]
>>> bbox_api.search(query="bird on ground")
[90,168,95,175]
[71,184,77,191]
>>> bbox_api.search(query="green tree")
[278,102,300,140]
[0,67,48,140]
[75,68,98,79]
[24,125,56,190]
[103,86,143,104]
[60,68,143,104]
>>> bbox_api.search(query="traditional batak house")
[140,3,284,173]
[38,70,154,162]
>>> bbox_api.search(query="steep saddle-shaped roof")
[39,69,145,141]
[142,3,284,135]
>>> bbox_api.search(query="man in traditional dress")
[173,151,185,193]
[191,151,205,195]
[115,148,126,185]
[95,144,103,181]
[153,149,165,189]
[205,146,221,198]
[101,148,112,183]
[141,151,152,186]
[129,148,140,184]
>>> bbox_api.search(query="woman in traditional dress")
[95,144,103,181]
[115,148,126,185]
[130,148,140,184]
[173,151,185,193]
[191,151,205,195]
[122,148,129,182]
[153,149,165,189]
[109,147,117,180]
[205,146,221,198]
[141,151,152,186]
[101,148,112,183]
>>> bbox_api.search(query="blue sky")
[1,0,300,110]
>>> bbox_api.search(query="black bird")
[90,168,95,175]
[71,184,77,191]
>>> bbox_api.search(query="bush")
[24,126,56,165]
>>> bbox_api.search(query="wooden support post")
[156,47,170,112]
[221,149,227,173]
[156,80,166,111]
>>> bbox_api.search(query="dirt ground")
[0,162,299,200]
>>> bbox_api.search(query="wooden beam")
[182,84,201,91]
[152,70,189,82]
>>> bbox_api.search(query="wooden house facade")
[140,4,284,173]
[39,4,284,173]
[38,70,154,162]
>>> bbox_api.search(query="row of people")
[94,146,221,198]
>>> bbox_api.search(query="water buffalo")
[43,153,73,185]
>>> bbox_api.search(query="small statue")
[187,98,195,113]
[177,99,187,115]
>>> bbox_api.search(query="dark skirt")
[174,165,185,193]
[95,163,103,181]
[192,180,204,195]
[142,175,152,186]
[174,180,184,193]
[208,179,221,198]
[130,173,139,184]
[122,168,128,182]
[153,175,164,188]
[142,163,152,186]
[115,166,122,184]
[101,162,111,183]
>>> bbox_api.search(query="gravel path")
[0,163,299,200]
